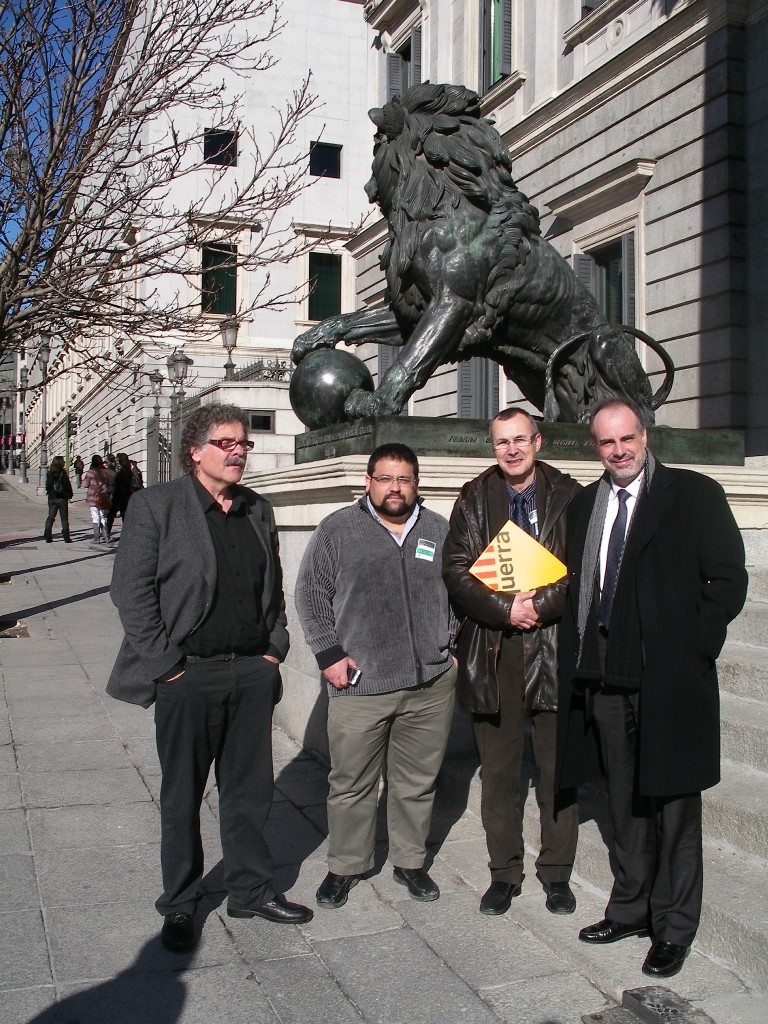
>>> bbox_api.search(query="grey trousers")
[325,664,456,875]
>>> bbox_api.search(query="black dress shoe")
[642,941,689,978]
[161,911,196,952]
[579,917,649,943]
[316,871,359,909]
[393,866,439,902]
[544,881,576,915]
[227,894,313,924]
[479,881,522,916]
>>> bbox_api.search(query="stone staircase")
[442,537,768,992]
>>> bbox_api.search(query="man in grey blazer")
[107,403,312,952]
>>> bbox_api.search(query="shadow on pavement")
[24,940,189,1024]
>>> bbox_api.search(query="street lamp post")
[166,349,193,479]
[221,318,238,380]
[19,367,28,484]
[148,370,163,486]
[37,332,52,489]
[1,396,10,472]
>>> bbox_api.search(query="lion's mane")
[368,84,541,338]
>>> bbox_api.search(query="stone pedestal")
[245,453,768,757]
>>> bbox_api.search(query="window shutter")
[573,253,598,303]
[622,232,636,327]
[411,25,422,86]
[458,358,498,418]
[387,53,403,101]
[500,0,513,77]
[378,344,396,378]
[458,361,474,418]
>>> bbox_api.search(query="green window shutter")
[500,0,513,77]
[308,253,342,321]
[202,244,237,315]
[458,358,499,418]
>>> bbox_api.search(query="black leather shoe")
[227,894,313,924]
[479,881,522,916]
[544,881,576,915]
[642,941,689,978]
[161,911,196,952]
[316,872,359,909]
[393,866,439,902]
[579,917,649,943]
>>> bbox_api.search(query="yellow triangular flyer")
[469,521,567,593]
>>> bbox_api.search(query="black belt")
[185,651,257,664]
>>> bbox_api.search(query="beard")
[369,492,417,520]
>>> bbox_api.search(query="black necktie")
[598,489,629,629]
[511,494,529,534]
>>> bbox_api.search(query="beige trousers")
[325,663,456,875]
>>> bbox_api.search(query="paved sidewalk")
[0,474,764,1024]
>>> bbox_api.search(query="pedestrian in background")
[84,454,112,544]
[44,456,73,543]
[107,452,133,540]
[73,454,85,488]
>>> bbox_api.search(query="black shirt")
[181,477,269,658]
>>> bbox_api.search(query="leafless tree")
[0,0,328,375]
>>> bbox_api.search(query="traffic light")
[69,413,79,436]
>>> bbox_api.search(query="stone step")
[720,690,768,774]
[719,641,768,702]
[702,760,768,861]
[440,755,768,991]
[725,599,768,647]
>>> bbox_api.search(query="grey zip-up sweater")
[295,499,454,696]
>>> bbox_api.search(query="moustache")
[225,457,246,468]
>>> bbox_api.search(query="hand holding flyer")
[469,520,567,593]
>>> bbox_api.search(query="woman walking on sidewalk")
[84,454,112,543]
[44,456,73,543]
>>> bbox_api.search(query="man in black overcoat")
[557,397,747,978]
[107,403,312,952]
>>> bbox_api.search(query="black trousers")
[154,655,281,916]
[473,639,578,886]
[44,499,70,540]
[593,688,703,945]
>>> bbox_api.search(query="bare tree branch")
[0,0,339,371]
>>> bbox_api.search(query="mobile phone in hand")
[347,666,362,686]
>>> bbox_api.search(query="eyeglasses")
[491,434,539,451]
[207,438,255,452]
[370,475,416,486]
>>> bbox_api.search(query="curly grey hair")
[180,403,250,475]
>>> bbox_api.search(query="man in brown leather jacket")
[443,408,581,916]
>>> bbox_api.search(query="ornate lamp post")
[221,318,238,380]
[19,367,28,484]
[147,370,164,486]
[37,331,52,489]
[166,348,193,479]
[1,396,10,472]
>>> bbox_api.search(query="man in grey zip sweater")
[295,443,457,909]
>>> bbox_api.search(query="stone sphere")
[290,348,374,429]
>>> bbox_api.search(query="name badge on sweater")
[415,539,436,562]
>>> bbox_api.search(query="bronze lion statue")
[292,83,673,423]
